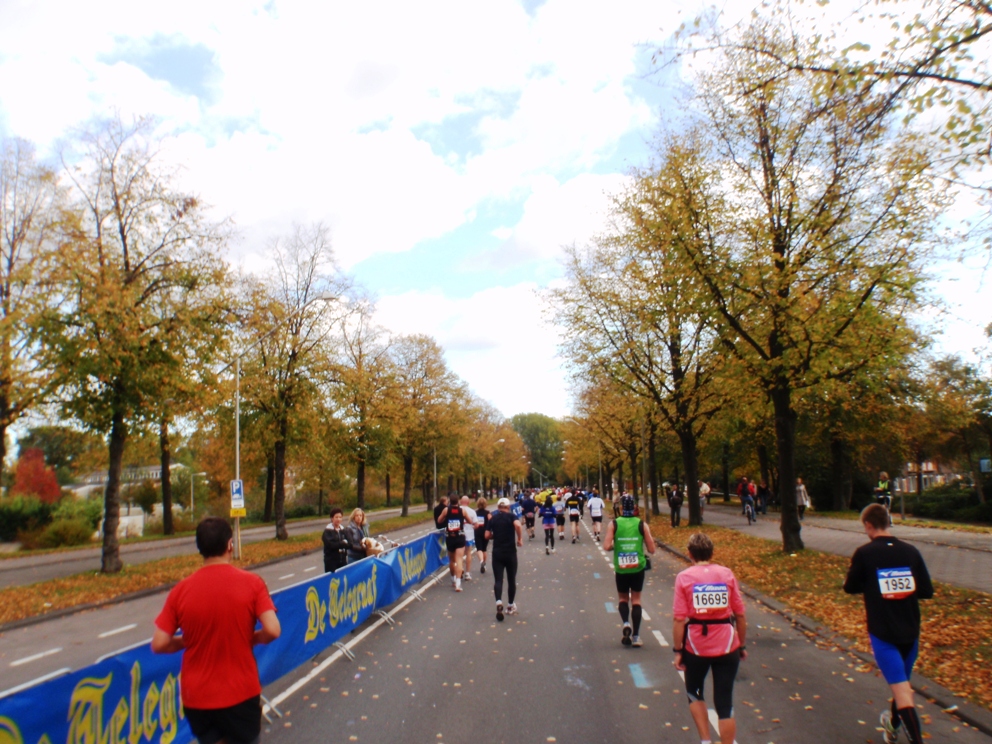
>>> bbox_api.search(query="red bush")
[12,448,62,503]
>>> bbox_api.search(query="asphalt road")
[0,504,427,589]
[0,520,438,695]
[253,518,988,744]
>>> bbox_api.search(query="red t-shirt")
[672,563,745,657]
[155,563,276,709]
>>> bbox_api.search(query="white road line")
[10,648,62,667]
[278,573,295,580]
[304,567,317,572]
[98,624,137,639]
[641,609,651,622]
[652,630,669,647]
[707,708,738,743]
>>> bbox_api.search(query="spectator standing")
[667,483,684,528]
[345,508,369,564]
[796,478,811,521]
[756,480,770,516]
[321,507,348,573]
[151,517,281,744]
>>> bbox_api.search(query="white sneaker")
[464,572,472,581]
[454,578,462,592]
[631,635,643,647]
[506,603,518,615]
[880,710,899,744]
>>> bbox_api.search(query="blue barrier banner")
[0,531,448,744]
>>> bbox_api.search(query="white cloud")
[375,284,568,418]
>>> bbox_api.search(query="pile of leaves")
[652,521,992,712]
[0,512,433,626]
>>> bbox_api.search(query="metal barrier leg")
[261,694,282,722]
[332,641,356,661]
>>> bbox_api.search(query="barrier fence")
[0,530,449,744]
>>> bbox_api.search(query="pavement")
[691,502,992,594]
[251,518,988,744]
[0,503,427,589]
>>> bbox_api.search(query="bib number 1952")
[877,568,915,599]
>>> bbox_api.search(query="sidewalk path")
[687,503,992,594]
[0,504,427,589]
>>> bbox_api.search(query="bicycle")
[743,500,755,526]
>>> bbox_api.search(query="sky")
[0,0,988,420]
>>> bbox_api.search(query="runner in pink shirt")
[672,533,748,744]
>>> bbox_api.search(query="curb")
[656,539,992,737]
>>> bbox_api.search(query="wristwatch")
[672,647,683,653]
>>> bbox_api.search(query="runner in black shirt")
[520,492,538,540]
[844,503,933,744]
[485,498,523,621]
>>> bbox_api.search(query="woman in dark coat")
[322,507,349,572]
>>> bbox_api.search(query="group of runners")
[432,485,933,744]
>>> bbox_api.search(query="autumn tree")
[0,138,62,486]
[510,413,562,487]
[656,18,943,550]
[11,448,62,503]
[38,116,231,571]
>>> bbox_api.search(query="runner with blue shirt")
[539,496,557,555]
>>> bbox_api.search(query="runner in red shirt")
[671,532,747,744]
[152,518,281,744]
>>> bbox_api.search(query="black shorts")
[591,515,603,523]
[614,569,645,594]
[445,535,466,552]
[185,695,261,744]
[473,529,489,552]
[555,514,565,525]
[524,515,535,528]
[569,514,580,523]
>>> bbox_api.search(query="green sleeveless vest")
[613,517,645,573]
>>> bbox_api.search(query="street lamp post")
[532,467,547,489]
[230,291,338,558]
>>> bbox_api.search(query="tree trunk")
[101,409,127,573]
[356,458,366,510]
[318,470,324,517]
[916,450,924,497]
[617,460,624,496]
[402,453,413,517]
[648,421,659,516]
[679,428,702,526]
[771,385,803,551]
[829,435,853,510]
[965,448,985,503]
[722,442,730,503]
[274,435,289,540]
[448,474,454,498]
[757,443,770,494]
[630,443,638,505]
[159,418,174,535]
[385,471,391,507]
[263,452,275,522]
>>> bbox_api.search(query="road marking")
[98,624,137,639]
[605,602,615,613]
[641,609,651,622]
[304,567,317,572]
[707,708,738,743]
[278,573,296,580]
[652,630,669,647]
[10,648,62,667]
[628,663,654,688]
[593,572,601,579]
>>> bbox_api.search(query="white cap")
[497,498,511,507]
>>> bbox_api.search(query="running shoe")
[496,601,504,622]
[631,635,643,647]
[551,547,556,554]
[455,579,462,592]
[572,537,576,544]
[879,710,899,744]
[622,622,632,646]
[507,603,518,615]
[464,572,472,581]
[546,546,550,555]
[480,563,486,575]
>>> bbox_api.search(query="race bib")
[877,568,916,599]
[617,552,640,568]
[692,583,729,611]
[569,508,579,515]
[447,519,461,533]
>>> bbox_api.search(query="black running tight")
[544,527,555,549]
[682,649,740,720]
[492,553,518,604]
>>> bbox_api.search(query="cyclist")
[603,494,656,647]
[844,503,933,744]
[741,488,756,525]
[672,532,747,744]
